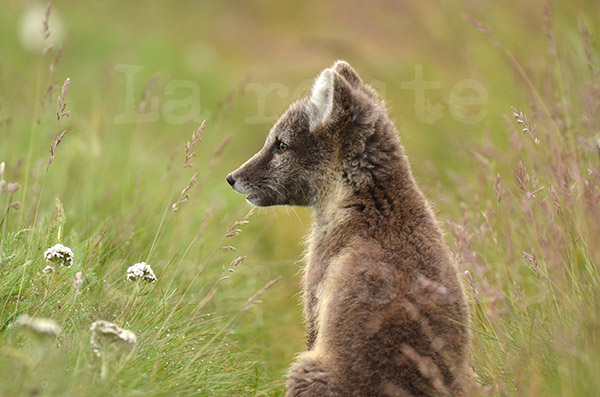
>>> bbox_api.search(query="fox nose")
[226,173,235,187]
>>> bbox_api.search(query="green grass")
[0,0,599,395]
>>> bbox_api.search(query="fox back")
[227,61,470,396]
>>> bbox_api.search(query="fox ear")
[332,60,362,89]
[309,68,353,130]
[309,69,335,129]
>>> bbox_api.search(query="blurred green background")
[1,0,599,395]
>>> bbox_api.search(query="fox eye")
[277,142,288,153]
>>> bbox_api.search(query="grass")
[0,0,599,395]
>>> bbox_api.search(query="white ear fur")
[309,68,334,130]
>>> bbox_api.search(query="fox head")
[227,61,399,207]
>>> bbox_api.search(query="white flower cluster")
[44,243,74,267]
[16,314,61,337]
[90,320,137,357]
[126,262,157,283]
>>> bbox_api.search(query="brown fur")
[227,61,470,396]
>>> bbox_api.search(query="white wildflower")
[126,262,157,282]
[16,314,61,337]
[43,265,55,274]
[90,320,137,357]
[44,243,74,267]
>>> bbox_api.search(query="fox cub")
[227,61,470,396]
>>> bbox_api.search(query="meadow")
[0,0,599,395]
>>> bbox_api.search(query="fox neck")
[309,152,433,252]
[308,117,438,258]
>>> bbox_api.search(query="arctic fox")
[227,61,470,396]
